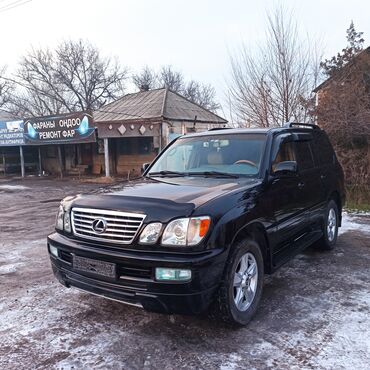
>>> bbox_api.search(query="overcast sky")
[1,0,369,109]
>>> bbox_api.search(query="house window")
[117,137,154,155]
[118,138,133,155]
[138,137,153,154]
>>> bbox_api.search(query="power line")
[0,0,32,13]
[0,0,28,9]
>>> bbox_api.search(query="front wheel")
[211,238,264,326]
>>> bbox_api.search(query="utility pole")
[104,138,110,177]
[19,146,25,178]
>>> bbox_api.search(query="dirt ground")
[0,177,369,370]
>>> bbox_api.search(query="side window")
[315,133,335,165]
[160,144,193,171]
[295,141,315,171]
[272,141,296,172]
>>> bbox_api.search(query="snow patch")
[0,185,30,191]
[340,213,370,235]
[220,353,243,370]
[0,262,24,275]
[312,290,370,370]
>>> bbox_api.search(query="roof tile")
[94,88,227,124]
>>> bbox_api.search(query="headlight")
[161,216,211,246]
[139,222,162,244]
[55,198,73,232]
[55,205,64,231]
[64,211,71,232]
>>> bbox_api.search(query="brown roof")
[94,88,227,124]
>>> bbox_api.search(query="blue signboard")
[0,120,25,146]
[24,112,95,145]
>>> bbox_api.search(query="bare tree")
[182,80,220,111]
[132,66,158,91]
[228,6,318,127]
[9,40,128,117]
[131,65,220,112]
[158,66,185,92]
[0,66,13,110]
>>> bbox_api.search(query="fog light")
[155,268,192,281]
[49,244,58,258]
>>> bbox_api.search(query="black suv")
[48,123,345,325]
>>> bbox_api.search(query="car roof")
[184,128,269,139]
[183,126,320,139]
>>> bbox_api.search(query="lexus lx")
[47,123,345,325]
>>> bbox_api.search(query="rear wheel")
[316,200,339,250]
[211,238,264,326]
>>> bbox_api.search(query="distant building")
[93,87,227,177]
[313,46,370,119]
[1,89,227,178]
[0,111,39,175]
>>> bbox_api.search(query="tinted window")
[272,141,295,172]
[295,141,315,171]
[315,133,335,165]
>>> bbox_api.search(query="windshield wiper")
[148,170,188,177]
[148,170,239,179]
[186,171,239,179]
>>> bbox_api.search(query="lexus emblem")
[92,218,107,234]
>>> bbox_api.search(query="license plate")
[73,255,116,278]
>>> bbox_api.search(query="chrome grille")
[71,207,146,245]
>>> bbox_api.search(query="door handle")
[320,174,326,180]
[298,182,305,189]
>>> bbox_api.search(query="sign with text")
[24,112,95,145]
[0,120,25,146]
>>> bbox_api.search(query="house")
[313,47,370,188]
[0,89,227,178]
[93,87,228,177]
[0,111,38,175]
[313,46,370,113]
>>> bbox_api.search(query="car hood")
[67,177,261,223]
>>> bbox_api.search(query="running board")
[272,230,323,270]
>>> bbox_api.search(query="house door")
[80,143,93,165]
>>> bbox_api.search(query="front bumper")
[47,232,227,315]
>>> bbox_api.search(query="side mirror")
[273,161,297,176]
[141,162,150,174]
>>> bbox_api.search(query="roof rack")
[208,126,231,131]
[283,122,320,129]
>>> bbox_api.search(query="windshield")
[148,133,266,177]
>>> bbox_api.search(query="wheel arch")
[230,222,272,274]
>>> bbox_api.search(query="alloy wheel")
[327,208,337,242]
[233,252,258,311]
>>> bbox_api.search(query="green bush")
[345,185,370,211]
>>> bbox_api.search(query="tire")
[211,238,264,326]
[316,199,339,250]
